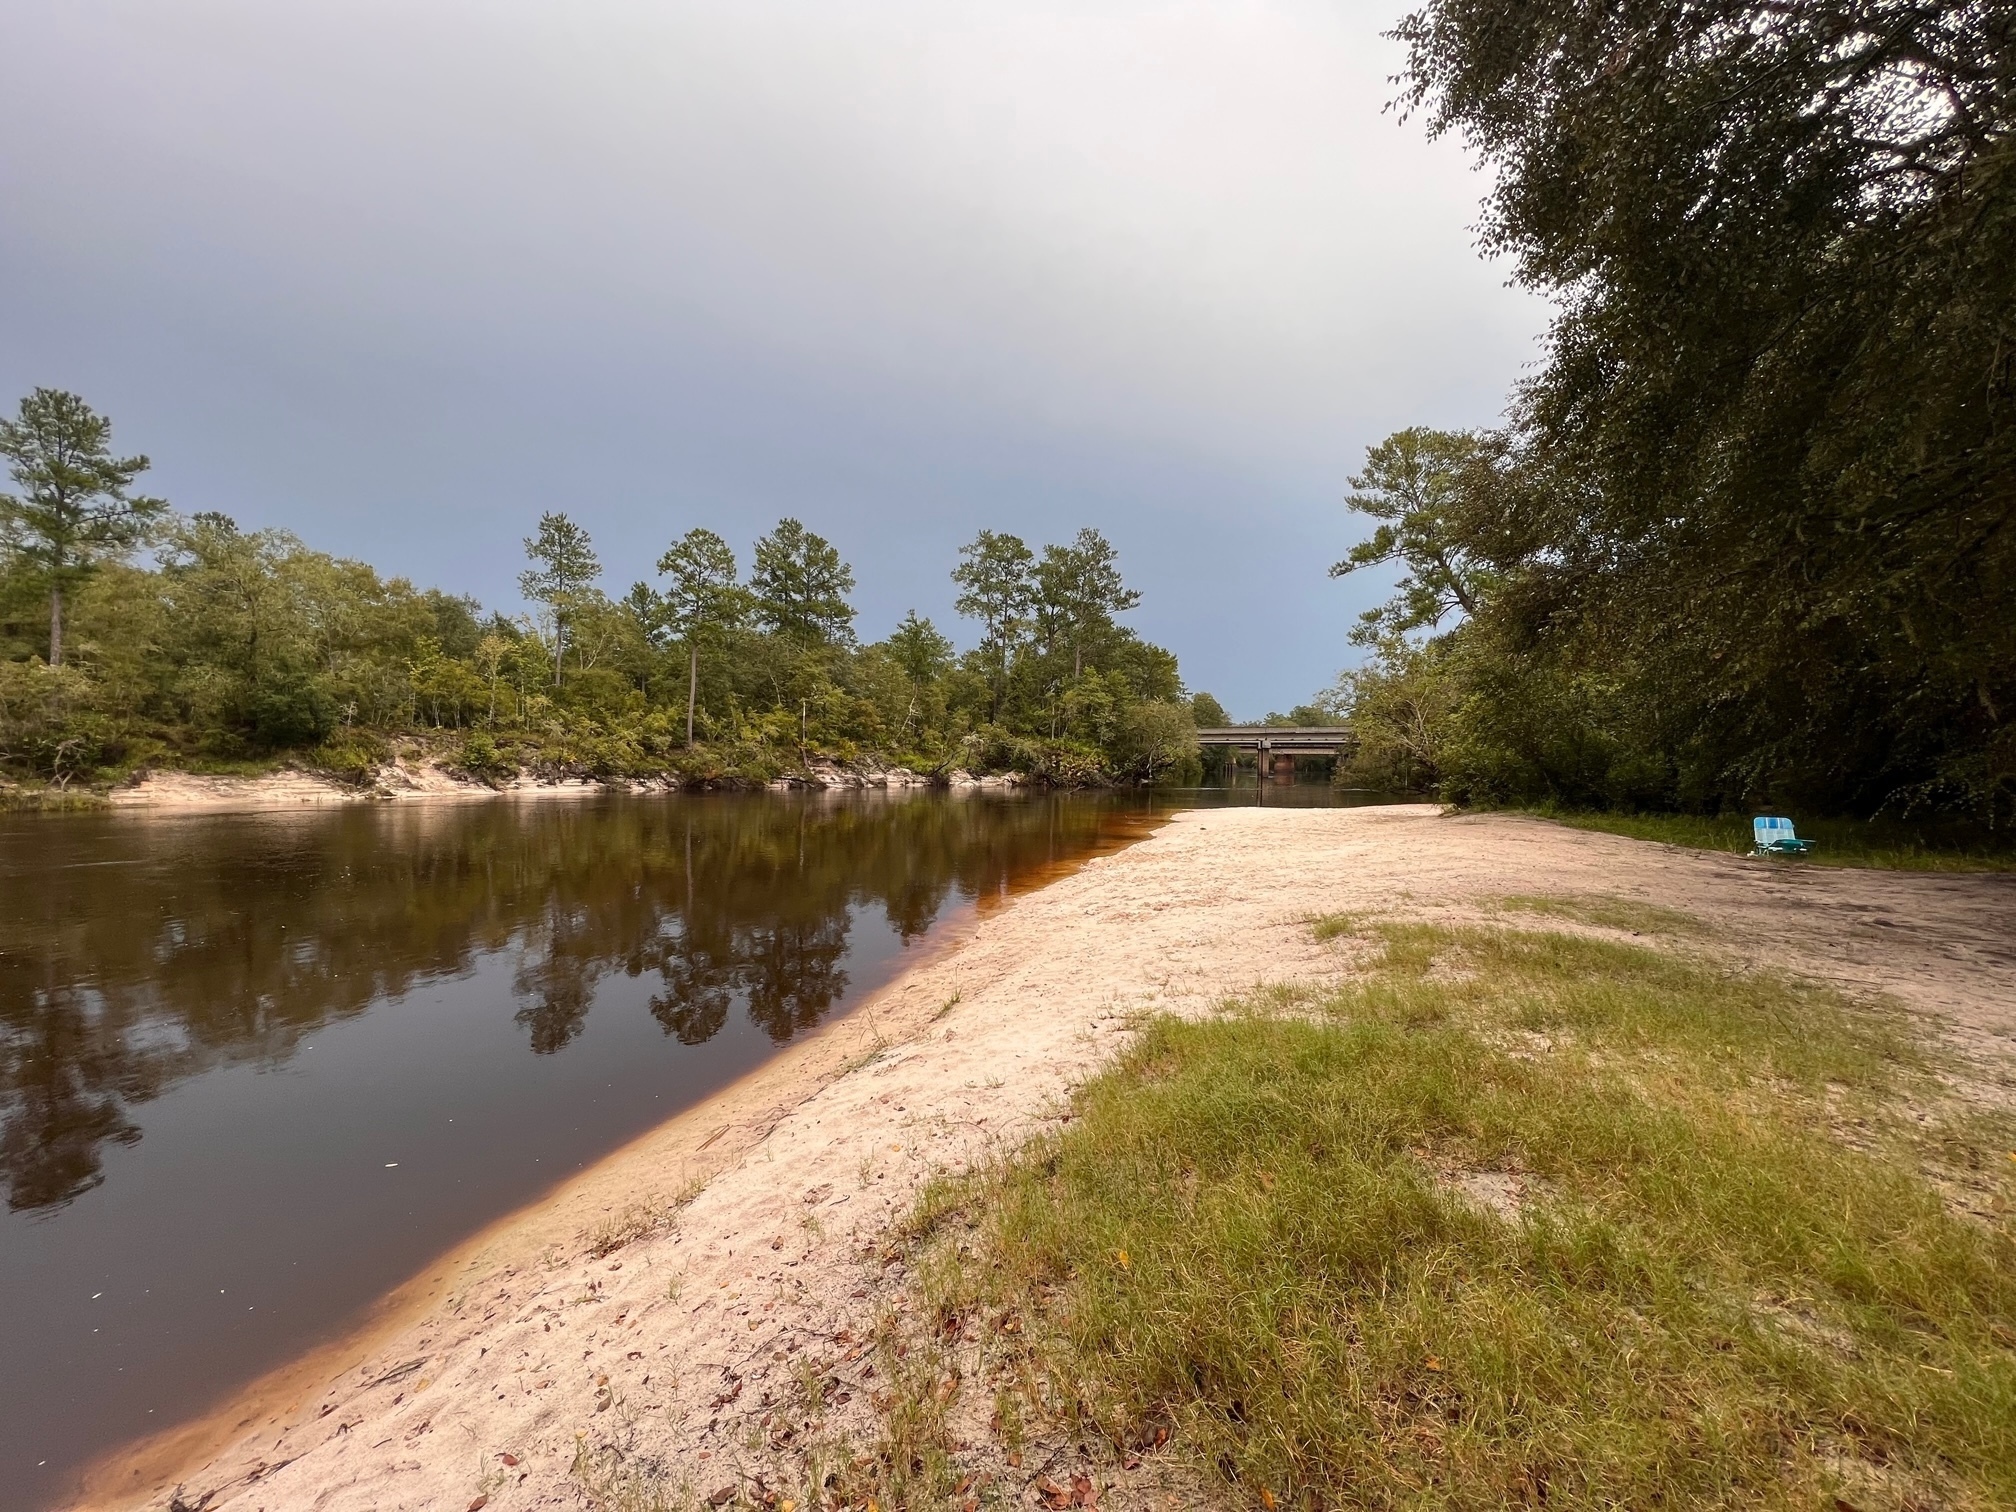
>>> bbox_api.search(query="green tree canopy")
[0,390,1196,788]
[1354,0,2016,817]
[1190,691,1231,729]
[655,528,748,644]
[0,388,167,666]
[652,527,753,745]
[952,529,1035,719]
[1120,699,1198,783]
[1036,527,1141,676]
[887,610,953,688]
[750,519,855,646]
[518,512,600,687]
[1330,428,1498,646]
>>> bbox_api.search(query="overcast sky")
[0,0,1546,717]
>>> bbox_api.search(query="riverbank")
[74,806,2016,1512]
[52,755,1003,813]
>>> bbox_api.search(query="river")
[0,781,1374,1509]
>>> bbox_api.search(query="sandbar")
[72,805,2016,1511]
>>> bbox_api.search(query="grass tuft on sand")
[904,924,2016,1511]
[1307,912,1357,942]
[1492,891,1705,936]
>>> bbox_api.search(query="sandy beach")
[72,804,2016,1512]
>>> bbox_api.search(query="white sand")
[106,761,604,810]
[74,806,2016,1512]
[105,757,939,813]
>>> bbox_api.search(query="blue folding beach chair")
[1752,816,1814,857]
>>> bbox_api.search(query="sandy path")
[76,806,2015,1512]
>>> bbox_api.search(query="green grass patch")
[1494,892,1705,936]
[1307,912,1357,942]
[1526,808,2016,872]
[0,782,108,812]
[912,926,2016,1511]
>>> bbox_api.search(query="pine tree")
[750,519,856,645]
[0,389,167,667]
[518,513,600,687]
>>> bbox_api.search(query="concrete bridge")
[1195,725,1355,776]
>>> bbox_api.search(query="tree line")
[0,388,1211,790]
[1324,0,2013,822]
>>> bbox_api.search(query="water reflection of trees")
[0,794,1125,1212]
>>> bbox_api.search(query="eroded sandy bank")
[105,762,604,810]
[98,757,1008,813]
[74,806,2016,1512]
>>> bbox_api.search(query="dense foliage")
[0,392,1206,791]
[1333,0,2014,820]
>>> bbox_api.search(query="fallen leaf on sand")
[467,1498,488,1512]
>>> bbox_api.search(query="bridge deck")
[1195,725,1353,750]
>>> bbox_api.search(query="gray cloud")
[0,0,1545,713]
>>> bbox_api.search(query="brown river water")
[0,781,1373,1509]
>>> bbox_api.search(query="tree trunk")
[686,642,699,748]
[48,586,63,668]
[1432,547,1477,616]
